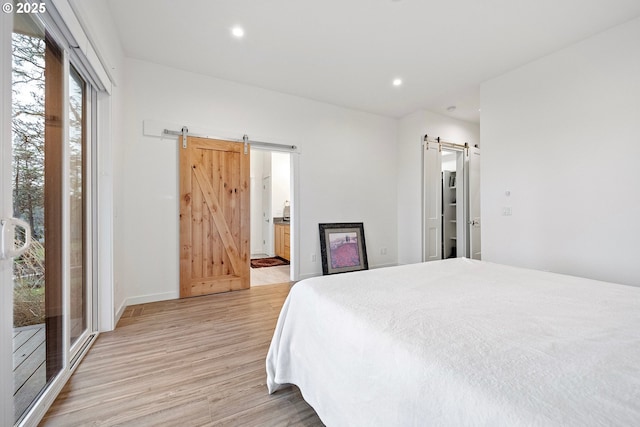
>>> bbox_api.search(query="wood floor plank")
[14,341,45,394]
[40,283,324,427]
[15,362,45,422]
[13,326,41,355]
[13,327,45,370]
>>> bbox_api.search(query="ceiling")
[106,0,640,123]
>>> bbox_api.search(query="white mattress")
[266,258,640,426]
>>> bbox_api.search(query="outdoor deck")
[13,324,45,421]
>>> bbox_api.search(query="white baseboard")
[297,272,320,281]
[371,262,398,269]
[126,291,179,307]
[114,299,127,327]
[296,263,398,282]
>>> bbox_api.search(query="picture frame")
[318,222,368,275]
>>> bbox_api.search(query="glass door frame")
[1,8,15,427]
[67,69,95,363]
[1,4,99,426]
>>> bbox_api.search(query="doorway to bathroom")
[250,149,292,286]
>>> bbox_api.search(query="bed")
[266,258,640,426]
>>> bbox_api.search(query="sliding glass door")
[11,16,64,423]
[68,65,88,352]
[2,8,96,426]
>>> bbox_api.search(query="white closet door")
[455,151,466,257]
[423,143,442,261]
[468,146,481,260]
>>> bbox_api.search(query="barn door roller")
[182,126,188,149]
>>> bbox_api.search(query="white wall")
[480,17,640,287]
[68,0,127,328]
[119,58,398,303]
[397,110,480,265]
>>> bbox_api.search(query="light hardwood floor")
[40,283,324,426]
[251,266,291,287]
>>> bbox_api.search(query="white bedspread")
[266,258,640,426]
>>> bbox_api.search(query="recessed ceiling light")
[231,26,244,38]
[392,78,403,86]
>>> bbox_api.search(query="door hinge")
[182,126,188,149]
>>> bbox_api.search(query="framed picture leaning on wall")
[318,222,368,275]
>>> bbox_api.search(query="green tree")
[12,33,45,240]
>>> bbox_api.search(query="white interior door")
[423,142,442,261]
[261,176,272,255]
[468,146,481,259]
[455,151,466,257]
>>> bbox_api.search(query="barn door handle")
[0,217,32,260]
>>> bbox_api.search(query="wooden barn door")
[179,136,250,297]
